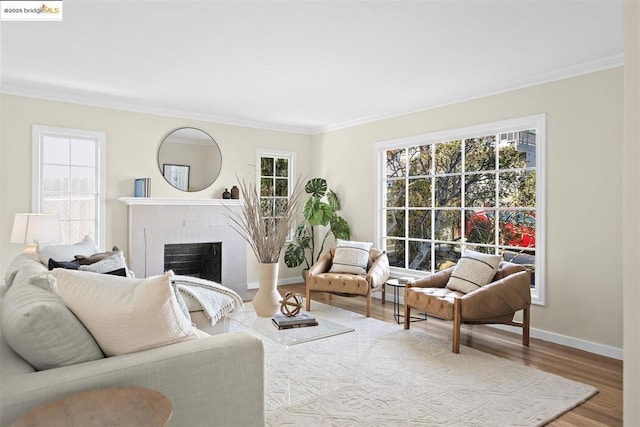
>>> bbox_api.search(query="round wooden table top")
[11,387,172,427]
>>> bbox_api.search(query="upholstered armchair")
[306,248,390,317]
[404,261,531,353]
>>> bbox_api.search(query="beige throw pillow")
[445,250,502,294]
[51,269,198,356]
[329,239,373,275]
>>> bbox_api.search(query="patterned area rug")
[263,302,597,426]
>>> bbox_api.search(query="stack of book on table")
[271,312,318,330]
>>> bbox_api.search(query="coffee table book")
[272,313,318,330]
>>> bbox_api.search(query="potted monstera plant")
[284,178,350,277]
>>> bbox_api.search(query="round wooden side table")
[11,387,172,427]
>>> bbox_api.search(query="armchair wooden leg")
[366,292,371,317]
[404,305,410,330]
[453,298,461,354]
[523,307,530,347]
[382,284,386,305]
[305,286,311,311]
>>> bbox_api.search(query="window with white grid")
[256,149,296,238]
[375,115,545,305]
[32,125,106,247]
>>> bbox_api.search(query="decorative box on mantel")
[118,197,247,296]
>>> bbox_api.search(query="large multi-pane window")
[32,125,106,247]
[257,149,295,231]
[376,115,545,304]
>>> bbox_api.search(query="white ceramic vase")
[253,262,281,317]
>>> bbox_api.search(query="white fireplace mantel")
[118,197,247,295]
[118,197,243,206]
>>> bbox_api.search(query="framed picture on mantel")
[163,164,190,191]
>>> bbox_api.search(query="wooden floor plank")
[265,284,623,427]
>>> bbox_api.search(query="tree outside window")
[379,118,542,301]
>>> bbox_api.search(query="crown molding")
[1,53,623,136]
[0,83,315,135]
[314,53,624,134]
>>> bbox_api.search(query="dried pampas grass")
[227,176,305,264]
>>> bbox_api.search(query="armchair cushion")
[329,239,373,275]
[445,250,501,294]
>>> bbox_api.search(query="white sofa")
[0,253,264,426]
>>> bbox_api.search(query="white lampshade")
[11,213,61,245]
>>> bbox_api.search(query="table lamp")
[11,213,61,253]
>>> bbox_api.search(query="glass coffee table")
[225,307,354,346]
[224,304,358,406]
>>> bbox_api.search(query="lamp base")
[23,244,37,254]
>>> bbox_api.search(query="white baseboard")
[368,293,622,360]
[488,323,623,360]
[266,286,623,360]
[247,276,301,290]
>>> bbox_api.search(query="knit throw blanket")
[172,275,244,324]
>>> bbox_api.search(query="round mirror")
[158,127,222,192]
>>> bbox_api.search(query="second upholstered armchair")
[305,246,390,317]
[404,260,531,353]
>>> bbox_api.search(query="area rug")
[261,302,597,427]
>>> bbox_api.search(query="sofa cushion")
[445,250,502,294]
[52,269,198,357]
[329,239,373,275]
[37,235,99,266]
[0,282,104,370]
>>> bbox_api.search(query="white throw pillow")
[51,269,198,356]
[78,252,128,275]
[329,239,373,275]
[37,235,99,266]
[445,250,502,294]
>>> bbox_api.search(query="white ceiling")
[0,1,623,134]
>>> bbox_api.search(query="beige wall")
[623,1,640,424]
[311,68,624,350]
[0,95,312,283]
[0,68,627,354]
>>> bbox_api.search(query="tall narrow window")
[256,149,296,235]
[32,125,106,247]
[375,115,545,304]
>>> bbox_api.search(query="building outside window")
[375,115,545,304]
[32,125,106,247]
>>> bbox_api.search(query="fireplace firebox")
[164,242,222,283]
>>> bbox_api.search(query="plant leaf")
[330,215,350,240]
[284,244,305,268]
[305,178,327,198]
[304,198,335,226]
[294,223,308,239]
[327,189,340,211]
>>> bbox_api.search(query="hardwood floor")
[272,283,623,427]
